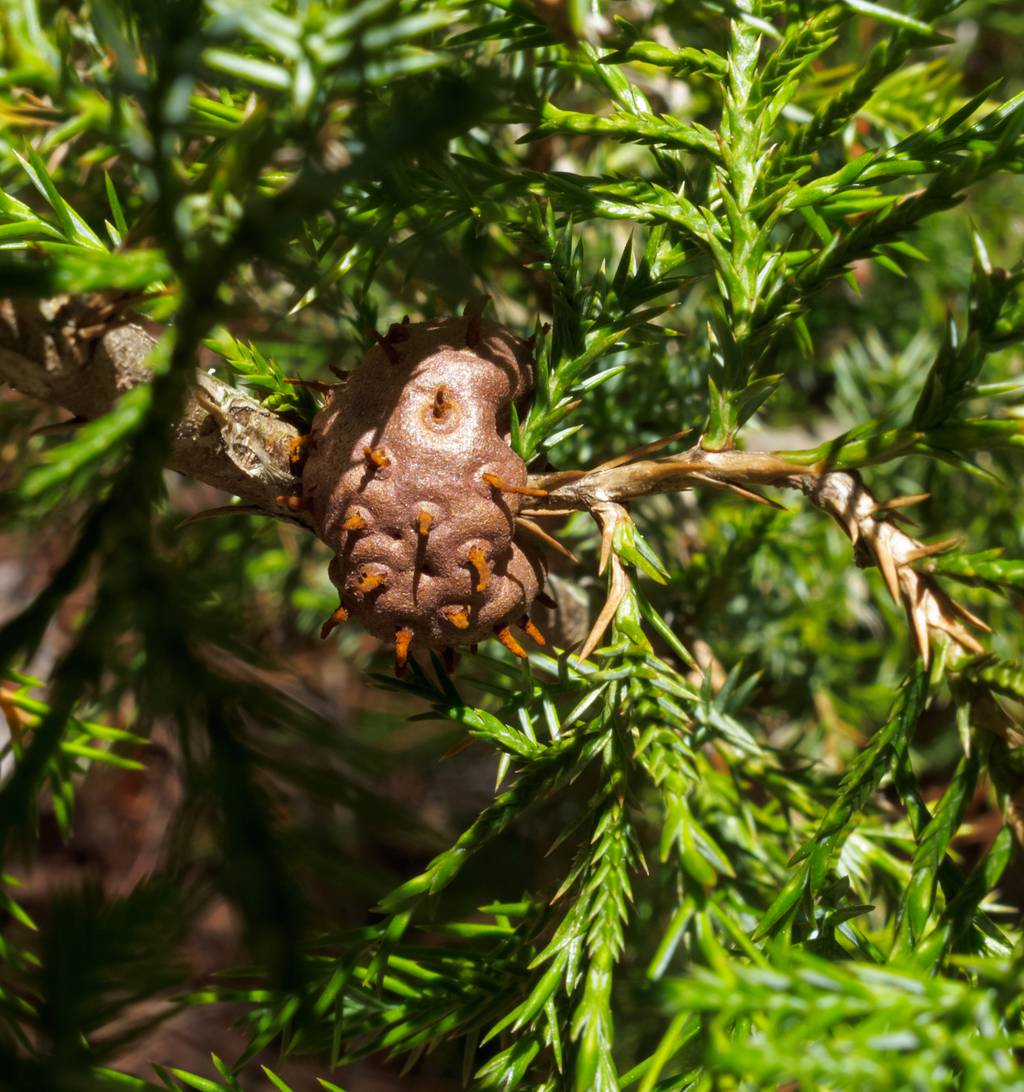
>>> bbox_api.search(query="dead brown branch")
[531,448,988,665]
[0,295,308,525]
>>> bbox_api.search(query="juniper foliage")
[0,0,1023,1089]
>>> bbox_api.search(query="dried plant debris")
[532,446,991,666]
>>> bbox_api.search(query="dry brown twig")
[575,501,632,660]
[530,448,987,665]
[1,298,988,664]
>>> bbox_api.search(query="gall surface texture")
[302,316,545,662]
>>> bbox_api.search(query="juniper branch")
[0,296,994,662]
